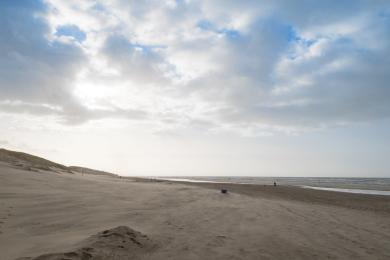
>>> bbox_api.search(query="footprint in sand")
[164,220,184,231]
[0,205,14,233]
[0,218,4,234]
[207,235,228,247]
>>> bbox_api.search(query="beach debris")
[221,188,228,194]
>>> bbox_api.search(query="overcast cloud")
[1,0,390,134]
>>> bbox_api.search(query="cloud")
[0,99,148,125]
[0,0,149,125]
[102,34,170,85]
[0,1,85,116]
[1,0,390,134]
[177,0,390,132]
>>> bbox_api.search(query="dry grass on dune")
[0,148,68,172]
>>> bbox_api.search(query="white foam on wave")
[302,186,390,196]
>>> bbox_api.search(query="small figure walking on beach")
[274,181,277,187]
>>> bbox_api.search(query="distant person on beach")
[274,181,277,186]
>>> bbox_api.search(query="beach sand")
[1,162,390,259]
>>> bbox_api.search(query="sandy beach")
[1,162,390,260]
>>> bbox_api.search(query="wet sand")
[1,162,390,259]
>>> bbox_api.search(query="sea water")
[155,176,390,195]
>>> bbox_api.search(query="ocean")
[155,176,390,195]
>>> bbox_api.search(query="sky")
[1,0,390,177]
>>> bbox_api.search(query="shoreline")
[301,185,390,196]
[152,177,390,195]
[130,176,390,215]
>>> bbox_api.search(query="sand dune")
[1,161,390,259]
[0,148,69,172]
[18,226,155,260]
[0,148,115,177]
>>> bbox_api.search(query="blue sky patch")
[55,25,86,43]
[197,19,240,38]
